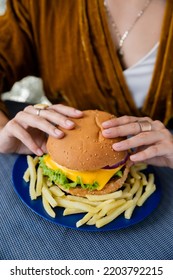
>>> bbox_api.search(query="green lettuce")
[39,156,99,191]
[39,156,123,191]
[115,170,123,178]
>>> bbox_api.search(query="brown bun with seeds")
[41,110,130,197]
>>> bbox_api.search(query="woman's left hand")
[102,115,173,169]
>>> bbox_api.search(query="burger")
[39,110,130,197]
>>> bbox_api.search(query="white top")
[123,42,159,108]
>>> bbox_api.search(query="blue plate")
[12,155,162,231]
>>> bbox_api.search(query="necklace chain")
[104,0,152,57]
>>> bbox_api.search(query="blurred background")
[0,0,6,15]
[0,0,50,118]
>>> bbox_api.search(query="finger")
[48,104,83,118]
[6,120,43,156]
[25,105,82,129]
[112,131,165,151]
[130,142,171,163]
[102,120,165,138]
[139,157,173,168]
[35,109,76,129]
[102,122,141,138]
[102,115,151,129]
[15,111,64,138]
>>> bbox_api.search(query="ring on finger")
[138,120,152,132]
[33,103,49,116]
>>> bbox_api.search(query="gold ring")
[138,120,152,132]
[33,104,49,110]
[35,109,41,116]
[33,104,49,116]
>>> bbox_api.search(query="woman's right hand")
[0,104,83,155]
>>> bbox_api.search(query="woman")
[0,0,173,168]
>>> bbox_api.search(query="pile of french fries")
[23,155,156,228]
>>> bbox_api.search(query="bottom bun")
[57,161,131,197]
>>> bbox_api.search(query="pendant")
[118,47,123,57]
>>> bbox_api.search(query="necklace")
[104,0,152,57]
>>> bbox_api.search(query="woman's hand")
[0,104,83,155]
[102,115,173,168]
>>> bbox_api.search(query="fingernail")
[36,148,43,156]
[65,120,74,127]
[102,121,112,128]
[75,109,83,115]
[102,129,111,135]
[130,154,137,160]
[113,142,122,149]
[55,129,64,137]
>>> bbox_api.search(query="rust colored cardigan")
[0,0,173,125]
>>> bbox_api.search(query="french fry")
[121,192,133,199]
[129,178,141,195]
[49,185,65,197]
[86,199,115,225]
[42,185,57,208]
[23,156,39,182]
[130,165,141,180]
[55,197,98,213]
[146,173,155,191]
[132,162,147,171]
[96,200,134,228]
[123,183,131,190]
[66,195,100,206]
[35,166,43,196]
[27,155,37,200]
[137,184,156,206]
[76,212,94,228]
[124,185,143,219]
[46,179,53,187]
[87,199,126,225]
[122,184,132,199]
[98,199,126,218]
[138,172,148,186]
[63,208,86,216]
[86,190,123,201]
[94,199,115,212]
[86,213,100,225]
[136,173,155,206]
[42,195,56,218]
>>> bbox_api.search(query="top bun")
[46,110,127,171]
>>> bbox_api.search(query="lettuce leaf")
[115,170,123,178]
[39,156,99,191]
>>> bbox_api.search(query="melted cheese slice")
[44,155,123,190]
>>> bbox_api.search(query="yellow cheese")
[44,155,123,190]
